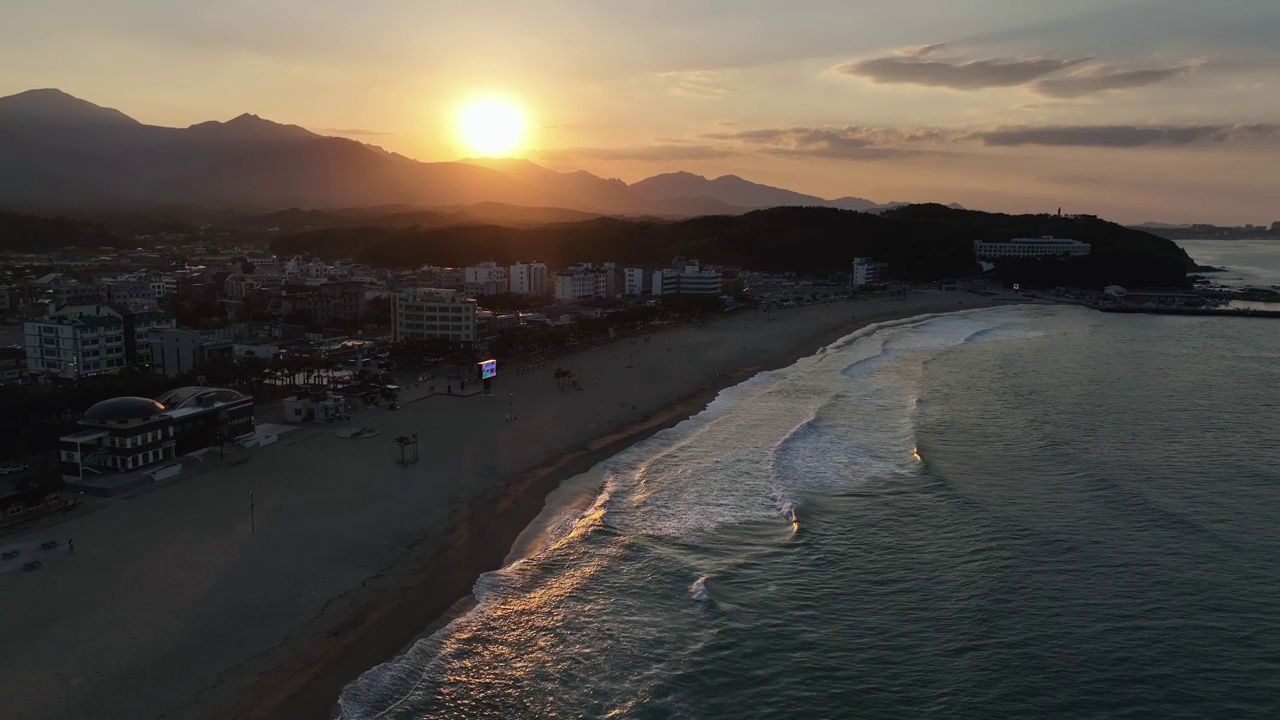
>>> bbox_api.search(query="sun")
[457,97,526,157]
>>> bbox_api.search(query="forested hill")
[270,204,1193,288]
[0,209,121,251]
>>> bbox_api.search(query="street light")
[248,489,256,534]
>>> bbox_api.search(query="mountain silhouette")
[0,89,953,216]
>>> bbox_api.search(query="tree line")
[268,205,1194,289]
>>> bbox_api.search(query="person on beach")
[68,538,75,555]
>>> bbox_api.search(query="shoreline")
[0,292,1013,720]
[230,298,1008,720]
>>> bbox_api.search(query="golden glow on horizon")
[457,97,527,157]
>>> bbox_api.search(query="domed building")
[61,396,176,481]
[60,388,254,492]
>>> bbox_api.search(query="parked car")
[0,464,30,476]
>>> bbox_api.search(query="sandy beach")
[0,291,1008,720]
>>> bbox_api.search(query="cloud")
[1034,64,1197,98]
[836,45,1199,98]
[654,70,731,98]
[319,127,395,137]
[704,126,933,160]
[973,124,1280,148]
[540,144,735,162]
[837,51,1089,90]
[905,43,948,58]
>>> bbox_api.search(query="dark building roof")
[155,386,249,410]
[83,396,167,422]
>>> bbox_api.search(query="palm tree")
[393,435,413,466]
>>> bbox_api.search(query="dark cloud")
[973,124,1280,148]
[1034,65,1196,99]
[837,52,1089,90]
[837,45,1199,98]
[704,126,928,160]
[540,144,735,162]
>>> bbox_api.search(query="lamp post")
[248,489,255,534]
[507,393,513,419]
[411,431,420,463]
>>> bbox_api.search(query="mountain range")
[0,89,959,217]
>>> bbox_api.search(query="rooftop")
[84,397,166,422]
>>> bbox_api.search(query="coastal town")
[3,231,1278,525]
[0,224,1276,720]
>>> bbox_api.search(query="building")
[2,477,78,528]
[392,288,478,343]
[852,257,889,287]
[974,237,1092,259]
[59,389,254,483]
[101,275,163,309]
[155,386,255,454]
[416,266,465,290]
[283,387,347,423]
[249,257,285,276]
[278,281,367,324]
[651,269,679,296]
[624,268,651,296]
[476,310,522,340]
[676,259,722,295]
[509,261,549,296]
[0,347,28,385]
[24,304,174,379]
[59,397,175,480]
[555,268,599,302]
[0,285,13,315]
[464,261,508,296]
[148,328,237,377]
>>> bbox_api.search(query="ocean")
[337,298,1280,720]
[1178,238,1280,290]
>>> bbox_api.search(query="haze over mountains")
[0,89,955,218]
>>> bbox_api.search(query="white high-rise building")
[25,304,174,379]
[651,269,679,296]
[509,261,549,295]
[852,257,889,286]
[624,268,649,296]
[464,261,508,296]
[392,288,478,343]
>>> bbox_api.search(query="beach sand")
[0,291,1006,720]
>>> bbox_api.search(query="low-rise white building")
[392,288,477,343]
[464,261,507,296]
[974,237,1092,259]
[283,388,347,423]
[678,268,722,295]
[555,268,599,302]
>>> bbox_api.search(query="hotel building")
[974,237,1092,259]
[392,288,478,343]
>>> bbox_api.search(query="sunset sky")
[3,0,1278,224]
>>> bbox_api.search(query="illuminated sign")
[478,359,497,380]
